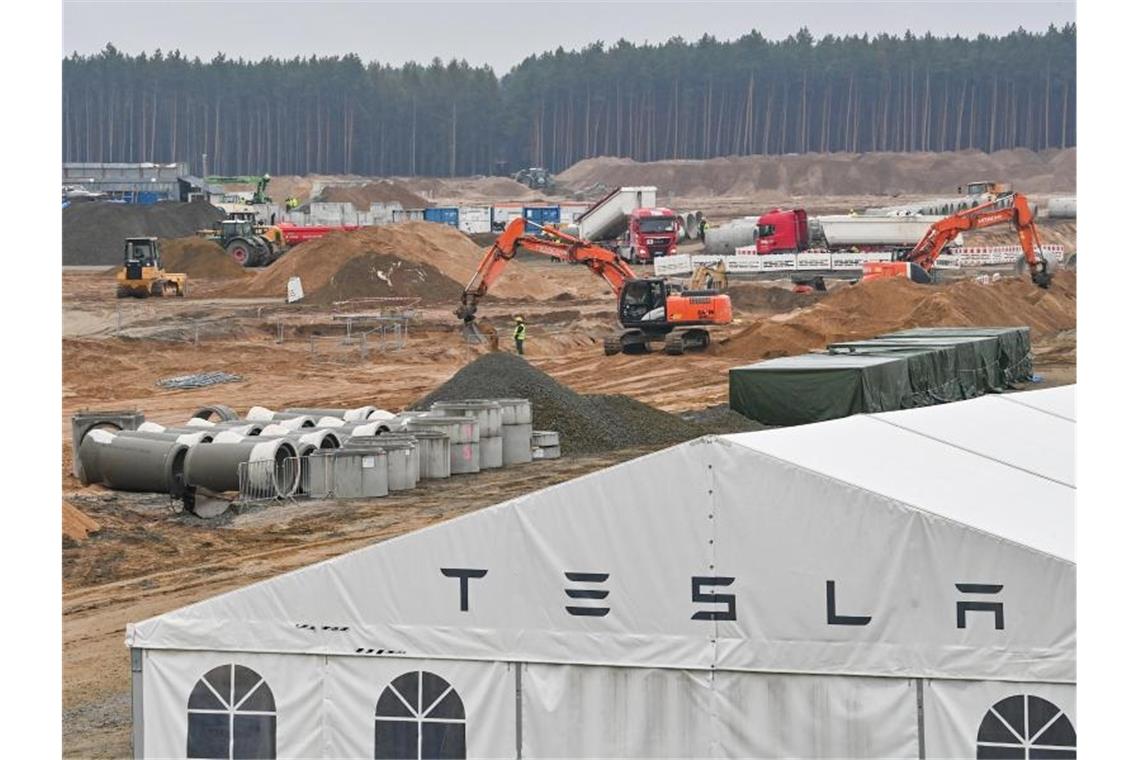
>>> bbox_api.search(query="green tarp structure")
[729,326,1034,426]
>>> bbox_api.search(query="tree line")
[61,25,1075,177]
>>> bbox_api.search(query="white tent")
[127,386,1076,759]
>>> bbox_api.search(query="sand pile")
[413,352,708,454]
[557,148,1076,197]
[399,175,537,202]
[306,254,459,305]
[236,221,578,301]
[717,271,1076,361]
[63,501,100,542]
[156,237,247,279]
[314,180,431,210]
[63,201,224,265]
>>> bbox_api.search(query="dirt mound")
[63,501,100,542]
[727,283,828,312]
[157,237,247,279]
[307,253,459,305]
[63,201,224,265]
[314,180,431,210]
[716,271,1076,361]
[235,221,574,300]
[400,175,537,202]
[413,352,706,454]
[557,148,1076,198]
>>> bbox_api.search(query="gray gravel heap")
[413,352,707,455]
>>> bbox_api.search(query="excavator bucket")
[861,261,932,285]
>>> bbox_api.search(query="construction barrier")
[657,245,1066,277]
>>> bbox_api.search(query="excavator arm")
[904,192,1052,288]
[457,217,638,322]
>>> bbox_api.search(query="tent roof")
[725,386,1075,561]
[129,386,1075,682]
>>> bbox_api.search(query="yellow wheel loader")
[115,238,188,298]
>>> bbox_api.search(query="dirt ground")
[61,198,1077,757]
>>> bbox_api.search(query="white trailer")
[571,186,657,241]
[813,215,962,248]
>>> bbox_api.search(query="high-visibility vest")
[514,322,526,341]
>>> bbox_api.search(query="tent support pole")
[130,648,144,759]
[916,677,926,759]
[514,662,523,759]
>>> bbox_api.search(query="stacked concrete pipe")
[343,437,417,491]
[407,415,480,474]
[493,398,533,465]
[190,404,239,423]
[532,430,561,460]
[183,438,301,498]
[283,406,378,422]
[309,448,389,499]
[78,429,191,497]
[431,400,503,469]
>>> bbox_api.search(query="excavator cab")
[618,279,669,325]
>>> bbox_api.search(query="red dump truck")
[752,208,952,255]
[569,187,680,264]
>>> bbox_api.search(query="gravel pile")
[413,353,707,455]
[63,201,224,265]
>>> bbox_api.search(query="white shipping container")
[459,206,493,234]
[492,205,523,232]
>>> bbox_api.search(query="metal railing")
[237,456,303,503]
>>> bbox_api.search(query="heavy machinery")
[862,192,1053,289]
[689,261,728,292]
[115,238,187,298]
[205,218,282,267]
[513,167,555,191]
[568,187,680,263]
[458,218,733,356]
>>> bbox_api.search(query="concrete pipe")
[407,430,450,479]
[191,404,238,423]
[480,435,504,469]
[184,417,216,428]
[703,223,757,255]
[245,406,277,422]
[314,416,347,429]
[408,416,480,475]
[117,430,214,446]
[137,421,167,433]
[339,420,389,438]
[259,423,293,437]
[432,400,502,437]
[492,398,532,426]
[71,410,145,478]
[531,430,561,461]
[283,407,350,419]
[350,434,420,483]
[1047,197,1077,219]
[212,422,264,436]
[184,438,300,497]
[345,440,417,491]
[367,409,397,422]
[78,430,191,496]
[290,431,338,496]
[315,448,389,498]
[293,429,340,451]
[502,423,534,465]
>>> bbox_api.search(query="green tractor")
[210,218,277,267]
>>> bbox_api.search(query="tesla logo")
[438,568,1007,632]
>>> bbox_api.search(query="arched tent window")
[977,694,1076,759]
[375,670,465,760]
[187,664,277,759]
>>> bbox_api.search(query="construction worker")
[513,316,526,355]
[699,217,709,243]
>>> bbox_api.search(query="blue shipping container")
[523,206,560,231]
[423,207,460,227]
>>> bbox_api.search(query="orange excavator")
[863,192,1053,289]
[458,217,733,355]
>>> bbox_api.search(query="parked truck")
[568,186,680,264]
[751,209,959,256]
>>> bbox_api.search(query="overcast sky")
[62,1,1076,73]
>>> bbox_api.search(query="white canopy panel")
[130,387,1075,685]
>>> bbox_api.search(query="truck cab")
[624,207,680,263]
[754,208,810,254]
